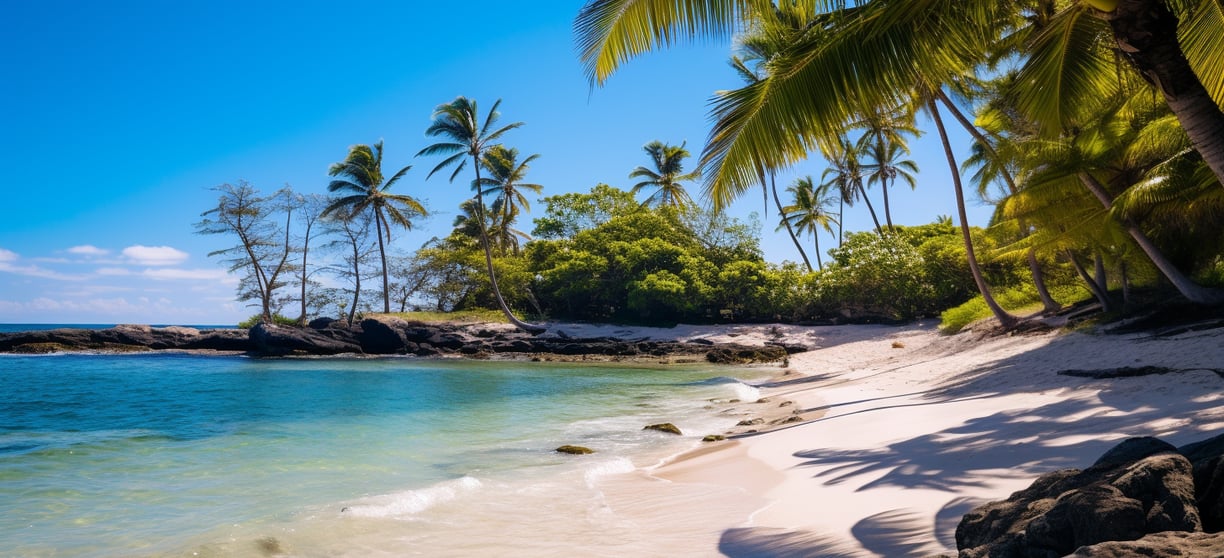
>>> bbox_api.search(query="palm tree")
[575,1,1224,190]
[418,97,544,332]
[629,141,701,209]
[477,145,543,255]
[323,140,426,314]
[856,108,920,230]
[820,136,883,236]
[781,176,840,270]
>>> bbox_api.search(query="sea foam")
[341,476,482,518]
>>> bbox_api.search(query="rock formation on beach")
[0,318,797,363]
[955,434,1224,557]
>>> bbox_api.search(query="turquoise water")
[1,353,765,557]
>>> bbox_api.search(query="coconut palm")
[476,146,543,255]
[629,141,701,209]
[820,136,882,236]
[575,1,1224,191]
[856,108,920,230]
[780,176,840,270]
[418,97,544,332]
[323,140,426,314]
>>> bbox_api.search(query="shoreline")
[631,320,1224,556]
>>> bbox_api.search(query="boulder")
[705,345,788,364]
[357,318,409,354]
[249,323,362,356]
[555,445,594,455]
[957,437,1205,558]
[1180,432,1224,533]
[644,423,683,435]
[1070,531,1224,557]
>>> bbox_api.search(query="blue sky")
[0,1,985,325]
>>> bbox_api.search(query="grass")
[380,309,508,324]
[939,284,1093,333]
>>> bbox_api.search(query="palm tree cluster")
[575,0,1224,326]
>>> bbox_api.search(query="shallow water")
[0,353,767,557]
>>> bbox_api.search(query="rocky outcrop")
[644,423,683,435]
[0,321,801,363]
[956,435,1224,558]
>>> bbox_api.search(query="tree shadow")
[719,527,861,558]
[852,508,938,557]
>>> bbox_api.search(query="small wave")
[729,382,761,403]
[583,457,636,488]
[341,476,482,518]
[682,376,742,386]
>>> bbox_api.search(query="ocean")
[0,351,768,557]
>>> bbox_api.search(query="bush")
[237,314,299,329]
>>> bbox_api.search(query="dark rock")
[1058,366,1176,379]
[357,318,408,354]
[1181,432,1224,533]
[556,445,594,455]
[644,423,682,435]
[702,435,727,442]
[765,341,811,354]
[1070,531,1224,557]
[737,418,765,427]
[957,437,1203,558]
[249,323,362,356]
[307,317,336,330]
[705,345,788,364]
[687,338,715,345]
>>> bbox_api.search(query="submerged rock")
[555,445,594,455]
[644,423,683,435]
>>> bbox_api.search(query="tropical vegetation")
[195,2,1223,330]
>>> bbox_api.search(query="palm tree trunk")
[813,235,823,270]
[374,210,391,314]
[1093,251,1108,296]
[929,98,1020,328]
[1107,0,1224,186]
[1067,249,1113,312]
[838,197,845,247]
[1028,249,1061,313]
[881,177,893,230]
[349,241,361,325]
[472,158,546,333]
[858,183,884,234]
[768,171,813,272]
[1077,172,1224,303]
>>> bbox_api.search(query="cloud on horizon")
[68,245,110,257]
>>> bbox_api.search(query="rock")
[1070,531,1224,557]
[702,435,727,442]
[307,317,336,330]
[644,423,683,435]
[357,318,408,354]
[556,445,594,455]
[705,344,788,364]
[249,323,362,356]
[956,437,1204,558]
[1180,432,1224,533]
[736,418,765,426]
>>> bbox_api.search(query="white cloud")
[123,245,189,266]
[96,267,133,276]
[68,245,110,257]
[0,260,85,281]
[142,268,234,283]
[0,248,17,262]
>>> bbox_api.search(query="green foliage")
[939,283,1093,333]
[531,183,640,239]
[237,314,299,329]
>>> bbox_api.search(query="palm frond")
[1013,6,1118,135]
[1172,0,1224,108]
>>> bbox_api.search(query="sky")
[0,0,986,325]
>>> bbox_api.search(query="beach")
[576,320,1224,556]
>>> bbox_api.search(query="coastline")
[634,321,1224,556]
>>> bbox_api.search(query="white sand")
[585,320,1224,557]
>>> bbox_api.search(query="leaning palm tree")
[781,176,839,270]
[323,140,426,314]
[820,136,882,236]
[629,141,701,209]
[476,145,543,255]
[418,97,544,332]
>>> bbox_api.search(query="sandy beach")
[557,320,1224,556]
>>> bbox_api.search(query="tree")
[781,176,839,270]
[820,137,882,236]
[292,193,328,325]
[321,209,376,324]
[477,145,543,254]
[857,108,920,230]
[323,140,427,314]
[629,141,701,209]
[419,96,544,332]
[532,183,641,239]
[196,182,296,323]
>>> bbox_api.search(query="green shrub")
[237,314,298,329]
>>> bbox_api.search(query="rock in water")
[555,445,594,455]
[644,423,683,435]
